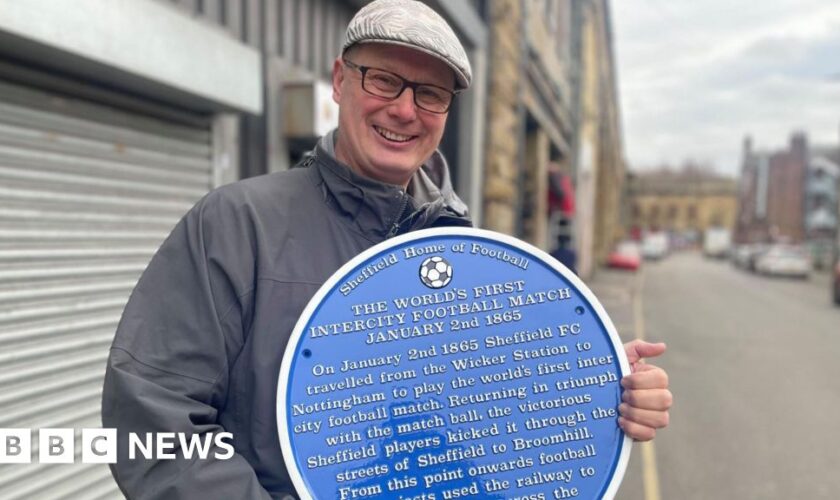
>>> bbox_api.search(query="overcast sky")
[612,0,840,176]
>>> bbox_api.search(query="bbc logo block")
[1,429,117,464]
[39,428,74,463]
[82,428,117,463]
[0,429,31,464]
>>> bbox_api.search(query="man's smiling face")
[332,43,455,187]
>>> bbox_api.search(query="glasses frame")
[342,58,459,114]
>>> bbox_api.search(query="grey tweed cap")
[342,0,472,89]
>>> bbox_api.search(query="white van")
[642,232,669,260]
[703,227,731,258]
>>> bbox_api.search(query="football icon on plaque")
[278,228,632,500]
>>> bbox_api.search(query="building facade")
[0,2,258,496]
[579,0,624,275]
[0,1,487,497]
[481,0,624,279]
[628,170,738,236]
[482,0,574,247]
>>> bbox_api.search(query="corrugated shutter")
[0,78,214,499]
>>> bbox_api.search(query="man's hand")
[618,340,672,441]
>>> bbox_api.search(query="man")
[102,0,671,498]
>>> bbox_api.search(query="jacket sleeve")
[101,191,271,500]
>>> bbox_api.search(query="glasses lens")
[364,69,403,97]
[415,86,452,113]
[361,67,453,113]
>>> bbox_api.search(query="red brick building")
[736,133,808,243]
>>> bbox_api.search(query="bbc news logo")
[0,429,234,464]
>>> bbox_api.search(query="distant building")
[805,146,839,237]
[628,168,738,237]
[735,136,770,243]
[804,145,839,267]
[736,133,811,244]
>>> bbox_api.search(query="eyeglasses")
[343,59,458,114]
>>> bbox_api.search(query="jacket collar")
[310,129,470,240]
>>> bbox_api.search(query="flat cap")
[342,0,472,89]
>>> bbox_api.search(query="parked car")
[731,244,752,268]
[608,241,642,271]
[733,243,769,271]
[703,227,731,259]
[755,245,812,279]
[641,232,669,260]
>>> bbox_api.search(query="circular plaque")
[278,228,631,500]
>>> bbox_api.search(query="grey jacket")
[102,136,471,499]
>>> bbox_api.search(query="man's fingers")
[621,364,669,390]
[618,403,670,429]
[624,340,666,364]
[621,388,673,411]
[618,416,656,442]
[620,341,671,442]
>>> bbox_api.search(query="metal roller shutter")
[0,78,214,499]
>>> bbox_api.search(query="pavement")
[586,264,650,500]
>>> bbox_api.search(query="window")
[688,205,698,220]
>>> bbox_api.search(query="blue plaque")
[278,228,631,500]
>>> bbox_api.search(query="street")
[591,252,840,500]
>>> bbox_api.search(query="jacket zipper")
[300,155,316,168]
[387,190,410,238]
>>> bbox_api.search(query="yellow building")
[482,0,624,279]
[577,0,624,276]
[483,0,574,247]
[627,171,738,235]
